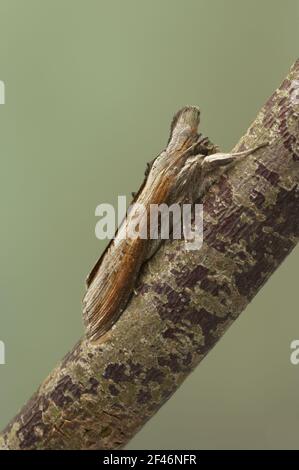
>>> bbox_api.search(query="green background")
[0,0,299,449]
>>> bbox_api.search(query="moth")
[83,106,268,342]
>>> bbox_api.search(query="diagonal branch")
[1,60,299,450]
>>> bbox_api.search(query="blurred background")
[0,0,298,449]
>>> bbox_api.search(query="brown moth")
[83,106,268,342]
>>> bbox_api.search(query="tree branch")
[1,60,299,450]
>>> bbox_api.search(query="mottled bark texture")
[1,61,299,450]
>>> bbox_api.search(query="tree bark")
[1,60,298,450]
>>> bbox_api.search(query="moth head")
[168,106,201,149]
